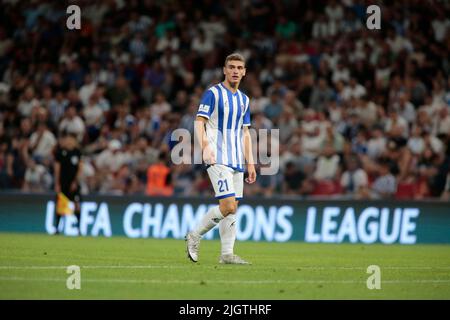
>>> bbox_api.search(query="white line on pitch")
[1,265,450,270]
[0,276,450,285]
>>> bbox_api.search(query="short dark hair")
[224,53,246,66]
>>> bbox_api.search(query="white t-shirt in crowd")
[29,130,57,158]
[341,168,369,191]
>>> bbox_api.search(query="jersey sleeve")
[243,98,251,126]
[197,90,215,119]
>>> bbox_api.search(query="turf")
[0,232,449,299]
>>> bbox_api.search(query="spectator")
[129,33,148,60]
[251,112,273,132]
[95,139,129,173]
[191,30,213,55]
[428,153,450,197]
[249,85,270,114]
[22,158,52,192]
[431,12,450,42]
[314,145,341,181]
[18,86,39,117]
[29,122,56,161]
[282,161,306,195]
[332,61,350,84]
[150,91,171,120]
[435,107,450,136]
[340,155,369,199]
[321,123,345,154]
[106,77,133,106]
[278,107,298,144]
[172,163,196,195]
[48,91,69,126]
[275,16,298,40]
[247,163,280,197]
[352,130,368,155]
[146,152,173,196]
[407,126,425,155]
[310,78,334,111]
[371,160,397,199]
[156,30,180,52]
[78,74,97,107]
[393,93,416,124]
[280,142,313,172]
[263,90,283,122]
[83,94,104,142]
[385,108,409,139]
[342,78,367,101]
[59,105,85,142]
[354,97,379,128]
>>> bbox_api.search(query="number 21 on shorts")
[218,179,229,192]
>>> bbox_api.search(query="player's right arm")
[195,89,216,165]
[195,116,215,165]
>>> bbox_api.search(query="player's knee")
[220,201,236,216]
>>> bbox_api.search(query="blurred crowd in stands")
[0,0,449,199]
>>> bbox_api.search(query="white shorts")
[207,164,244,200]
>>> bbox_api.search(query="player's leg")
[193,165,237,236]
[218,170,242,256]
[53,193,62,234]
[55,188,72,235]
[66,186,81,231]
[73,190,82,232]
[186,165,236,262]
[191,197,236,237]
[218,171,250,264]
[219,171,244,255]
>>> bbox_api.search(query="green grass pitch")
[0,232,449,299]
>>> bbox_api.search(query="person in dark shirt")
[283,161,306,195]
[53,132,83,234]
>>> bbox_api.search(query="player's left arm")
[243,126,256,184]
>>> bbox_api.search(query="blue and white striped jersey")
[196,82,251,172]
